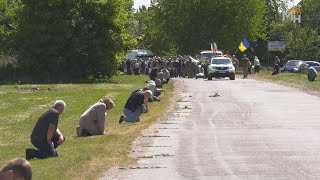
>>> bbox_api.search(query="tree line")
[134,0,320,63]
[0,0,320,82]
[0,0,135,82]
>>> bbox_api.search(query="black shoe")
[26,149,36,160]
[119,115,125,123]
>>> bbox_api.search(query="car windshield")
[286,61,302,66]
[211,59,231,65]
[201,53,214,60]
[201,52,223,60]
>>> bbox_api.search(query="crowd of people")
[120,55,203,79]
[121,54,265,80]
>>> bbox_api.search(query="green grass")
[0,75,173,180]
[251,69,320,92]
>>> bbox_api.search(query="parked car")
[283,60,305,73]
[304,61,320,72]
[207,57,235,80]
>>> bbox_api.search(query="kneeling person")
[119,90,152,123]
[308,66,317,82]
[78,98,114,136]
[26,100,66,160]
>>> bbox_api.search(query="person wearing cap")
[232,55,239,71]
[253,56,260,73]
[119,90,152,123]
[0,158,32,180]
[26,100,66,160]
[77,98,115,137]
[242,54,250,79]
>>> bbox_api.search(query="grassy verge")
[250,68,320,93]
[0,75,173,180]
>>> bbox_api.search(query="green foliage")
[14,0,134,81]
[134,0,267,55]
[0,0,21,55]
[267,0,320,61]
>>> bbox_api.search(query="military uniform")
[242,57,250,79]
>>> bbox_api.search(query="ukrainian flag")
[238,38,250,52]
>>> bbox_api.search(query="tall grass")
[0,75,173,180]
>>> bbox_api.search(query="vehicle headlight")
[229,66,235,70]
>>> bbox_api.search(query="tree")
[134,0,267,55]
[0,0,21,55]
[15,0,134,81]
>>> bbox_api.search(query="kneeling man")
[119,90,152,123]
[77,98,115,136]
[26,100,66,160]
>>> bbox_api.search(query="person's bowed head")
[0,158,32,180]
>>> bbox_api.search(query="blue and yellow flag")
[238,38,250,52]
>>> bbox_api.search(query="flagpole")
[234,49,238,55]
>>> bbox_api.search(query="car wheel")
[230,74,235,80]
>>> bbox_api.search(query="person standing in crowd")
[274,56,280,66]
[186,59,193,78]
[134,59,140,75]
[149,66,158,81]
[202,60,209,78]
[232,55,239,71]
[119,90,152,123]
[272,57,280,76]
[77,98,115,137]
[242,54,250,79]
[26,100,66,160]
[0,158,32,180]
[308,66,317,81]
[253,56,260,73]
[126,59,131,75]
[140,59,146,75]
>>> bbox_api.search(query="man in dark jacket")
[26,100,66,160]
[119,90,152,123]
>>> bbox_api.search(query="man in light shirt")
[253,56,260,73]
[77,98,114,136]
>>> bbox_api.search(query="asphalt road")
[102,78,320,179]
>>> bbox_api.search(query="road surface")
[102,78,320,179]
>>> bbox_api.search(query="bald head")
[0,158,32,180]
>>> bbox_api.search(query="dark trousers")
[254,66,260,73]
[30,134,64,159]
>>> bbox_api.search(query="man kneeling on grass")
[77,98,115,137]
[26,100,66,160]
[119,90,152,123]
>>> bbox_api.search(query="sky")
[289,0,302,6]
[133,0,151,10]
[133,0,301,10]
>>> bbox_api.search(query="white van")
[200,50,223,61]
[126,49,153,60]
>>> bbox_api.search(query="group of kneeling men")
[25,78,166,161]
